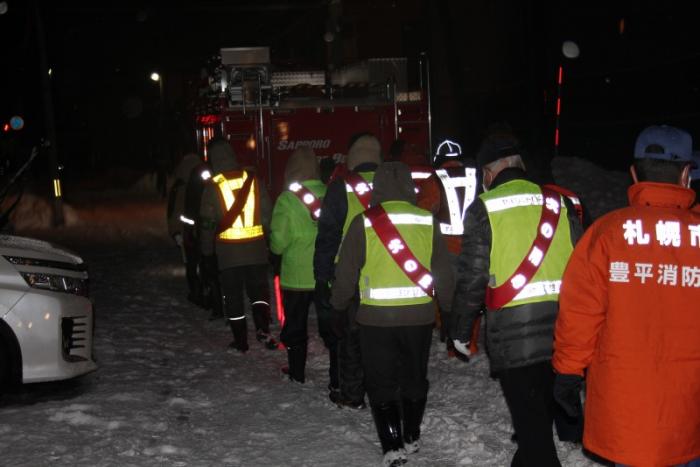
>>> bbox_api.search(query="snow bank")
[4,175,170,244]
[551,156,630,220]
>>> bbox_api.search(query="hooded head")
[207,138,239,174]
[175,153,202,182]
[369,161,417,206]
[389,139,428,166]
[347,134,382,170]
[284,147,320,185]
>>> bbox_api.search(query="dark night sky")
[1,1,699,179]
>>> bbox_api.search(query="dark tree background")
[1,0,698,184]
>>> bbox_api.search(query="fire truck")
[193,47,432,196]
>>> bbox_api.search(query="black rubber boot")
[252,302,277,349]
[286,344,307,383]
[371,400,406,466]
[402,397,427,453]
[252,302,271,333]
[228,318,249,352]
[206,281,223,320]
[328,344,339,391]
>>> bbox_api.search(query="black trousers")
[359,324,433,405]
[280,290,314,347]
[313,288,340,390]
[219,264,270,320]
[497,361,561,467]
[338,296,365,402]
[182,228,201,298]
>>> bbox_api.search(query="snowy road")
[1,235,602,466]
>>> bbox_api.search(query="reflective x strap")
[345,172,373,210]
[436,168,477,236]
[364,205,434,296]
[485,187,561,309]
[216,171,255,234]
[289,182,322,220]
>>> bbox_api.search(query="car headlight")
[20,272,89,297]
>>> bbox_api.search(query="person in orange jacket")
[553,125,700,467]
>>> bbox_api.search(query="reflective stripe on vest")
[213,171,264,242]
[363,213,433,227]
[363,286,429,301]
[289,182,322,220]
[484,186,562,309]
[483,193,545,213]
[410,166,434,194]
[436,167,477,235]
[411,171,433,180]
[362,204,434,300]
[512,280,561,301]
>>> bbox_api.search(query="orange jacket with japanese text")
[553,182,700,467]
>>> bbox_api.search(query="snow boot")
[328,384,341,404]
[334,394,367,410]
[285,344,307,383]
[371,401,406,466]
[228,317,249,353]
[402,397,427,454]
[328,343,339,390]
[382,450,408,467]
[252,302,277,350]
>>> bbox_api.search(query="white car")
[0,234,97,388]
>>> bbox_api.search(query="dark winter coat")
[184,163,208,224]
[167,153,201,238]
[313,161,378,283]
[330,162,455,327]
[450,167,582,373]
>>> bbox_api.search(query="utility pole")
[33,2,64,226]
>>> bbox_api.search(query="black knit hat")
[476,132,521,168]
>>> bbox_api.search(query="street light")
[554,40,579,156]
[150,71,166,197]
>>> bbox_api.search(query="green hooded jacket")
[270,147,326,290]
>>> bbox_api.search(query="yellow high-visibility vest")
[212,170,264,242]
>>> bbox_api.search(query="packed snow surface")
[0,158,619,466]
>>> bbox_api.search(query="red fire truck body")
[194,47,431,197]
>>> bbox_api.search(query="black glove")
[269,253,282,277]
[314,280,331,314]
[553,373,584,418]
